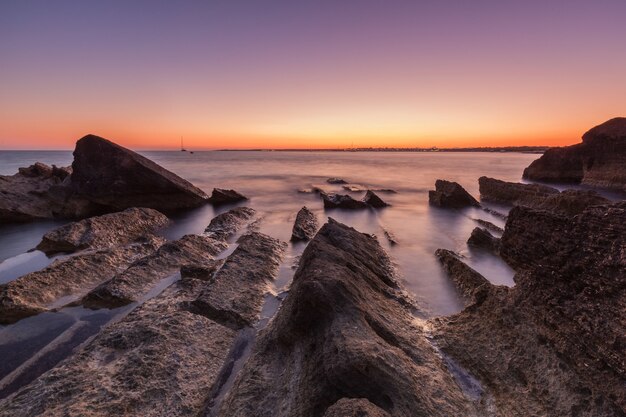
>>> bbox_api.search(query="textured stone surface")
[429,180,479,208]
[321,192,368,209]
[467,227,500,253]
[523,117,626,191]
[207,188,248,206]
[291,206,319,241]
[203,207,256,240]
[36,207,169,255]
[433,201,626,416]
[323,398,391,417]
[217,219,481,417]
[478,176,558,206]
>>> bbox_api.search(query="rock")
[327,177,348,184]
[207,188,248,206]
[36,207,169,255]
[534,189,610,216]
[323,398,391,417]
[291,206,319,241]
[217,219,480,417]
[362,190,389,208]
[70,134,209,211]
[185,232,286,330]
[435,249,492,304]
[471,218,504,234]
[478,176,559,207]
[204,207,256,240]
[0,135,210,223]
[0,237,162,324]
[180,261,223,281]
[523,117,626,191]
[81,235,227,309]
[432,201,626,416]
[382,227,398,245]
[0,232,286,417]
[467,227,500,253]
[320,192,368,209]
[428,180,480,208]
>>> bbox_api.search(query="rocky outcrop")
[429,180,479,208]
[36,207,169,255]
[0,232,285,417]
[433,201,626,416]
[207,188,248,206]
[321,192,368,209]
[435,249,491,304]
[534,189,610,216]
[471,218,503,234]
[0,135,209,223]
[70,134,209,211]
[217,219,482,417]
[362,190,389,208]
[0,237,162,324]
[327,178,348,184]
[204,207,256,240]
[81,235,227,309]
[467,227,500,253]
[291,206,319,241]
[478,176,559,207]
[523,117,626,191]
[186,232,286,329]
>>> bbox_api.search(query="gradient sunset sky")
[1,0,625,150]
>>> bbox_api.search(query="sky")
[1,0,625,150]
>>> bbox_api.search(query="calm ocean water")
[0,150,542,316]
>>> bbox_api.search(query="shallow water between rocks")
[0,149,598,399]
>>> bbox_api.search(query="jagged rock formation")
[433,201,626,416]
[0,231,286,417]
[36,207,169,255]
[435,249,491,305]
[204,207,256,240]
[327,178,348,184]
[0,237,162,324]
[0,135,209,223]
[471,218,503,234]
[291,206,319,241]
[207,188,248,205]
[217,219,483,417]
[523,117,626,191]
[479,177,609,216]
[70,135,209,211]
[363,190,390,208]
[429,180,479,208]
[467,227,500,253]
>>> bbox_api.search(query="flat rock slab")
[217,219,479,417]
[187,232,286,330]
[204,207,256,240]
[429,180,479,208]
[291,206,319,241]
[82,234,227,309]
[36,207,169,255]
[0,237,163,324]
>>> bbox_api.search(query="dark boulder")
[523,117,626,191]
[466,227,500,253]
[363,190,389,208]
[207,188,248,205]
[70,134,209,211]
[321,192,368,209]
[326,177,348,184]
[428,180,479,208]
[478,176,559,207]
[291,206,319,241]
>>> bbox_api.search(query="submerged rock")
[326,177,348,184]
[362,190,389,208]
[36,207,169,255]
[467,227,500,253]
[204,207,256,240]
[207,188,248,205]
[432,201,626,416]
[471,218,504,234]
[429,180,479,208]
[291,206,319,241]
[0,233,285,417]
[321,192,368,209]
[70,134,209,211]
[0,237,162,324]
[523,117,626,191]
[217,219,481,416]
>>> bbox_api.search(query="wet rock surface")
[217,219,481,417]
[204,207,256,240]
[523,117,626,191]
[467,227,500,253]
[321,192,368,209]
[363,190,389,208]
[0,237,162,324]
[291,206,319,241]
[429,180,479,208]
[36,207,169,255]
[433,201,626,416]
[208,188,248,205]
[0,135,209,223]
